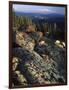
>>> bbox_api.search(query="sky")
[13,4,65,15]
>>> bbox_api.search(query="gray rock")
[34,43,66,83]
[13,47,65,86]
[46,45,65,77]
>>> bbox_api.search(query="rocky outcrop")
[12,30,66,87]
[12,47,65,86]
[13,31,35,50]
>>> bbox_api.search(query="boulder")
[12,57,19,71]
[13,31,35,50]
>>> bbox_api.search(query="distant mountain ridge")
[15,11,64,17]
[15,11,65,23]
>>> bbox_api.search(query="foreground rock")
[12,47,65,86]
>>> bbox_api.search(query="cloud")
[13,5,53,14]
[13,4,65,14]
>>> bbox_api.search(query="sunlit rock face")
[39,41,45,45]
[55,40,60,44]
[13,31,35,50]
[62,42,65,47]
[12,57,19,71]
[55,40,65,48]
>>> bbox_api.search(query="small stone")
[31,70,37,75]
[35,74,39,78]
[62,42,65,47]
[12,62,18,71]
[12,57,18,63]
[15,70,20,75]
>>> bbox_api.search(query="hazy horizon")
[13,4,65,15]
